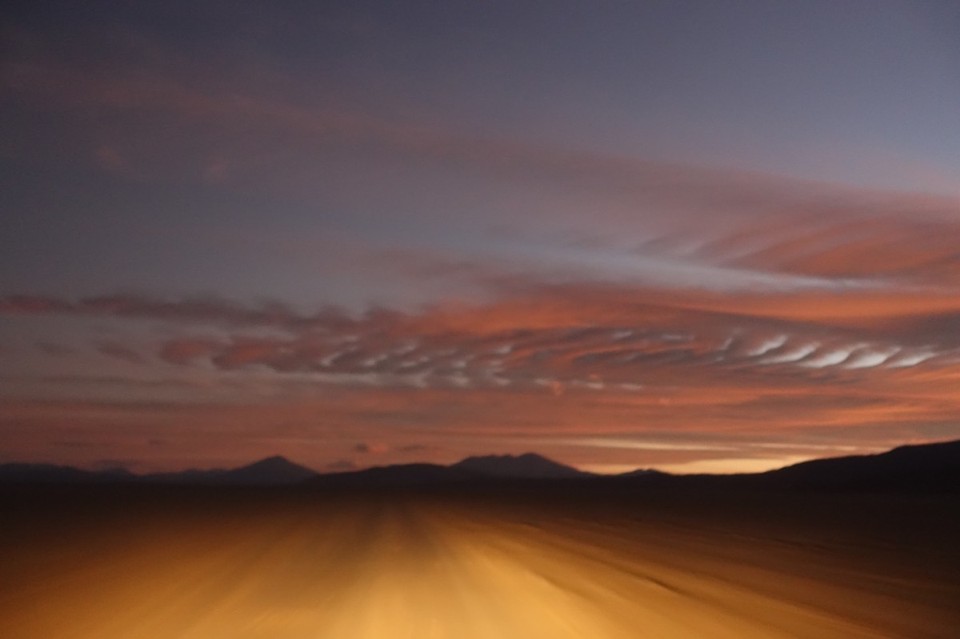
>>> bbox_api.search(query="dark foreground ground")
[1,484,958,639]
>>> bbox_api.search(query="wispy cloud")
[6,48,957,234]
[4,278,960,472]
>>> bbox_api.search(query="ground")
[1,486,957,638]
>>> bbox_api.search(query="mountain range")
[1,440,957,492]
[0,455,318,486]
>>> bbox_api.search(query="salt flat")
[1,488,957,638]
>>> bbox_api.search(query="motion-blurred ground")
[1,485,957,638]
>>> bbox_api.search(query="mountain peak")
[452,452,586,479]
[222,455,318,485]
[243,455,295,468]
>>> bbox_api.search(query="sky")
[2,1,960,474]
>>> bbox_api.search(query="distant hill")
[0,463,133,484]
[220,456,319,485]
[761,440,960,492]
[144,456,318,486]
[616,468,667,478]
[452,453,587,479]
[0,456,318,486]
[306,453,588,489]
[307,463,476,488]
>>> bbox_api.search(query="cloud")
[6,43,960,327]
[159,338,222,365]
[6,47,957,239]
[7,282,960,396]
[396,444,443,454]
[0,294,315,327]
[353,442,388,455]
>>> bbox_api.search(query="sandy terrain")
[1,487,957,638]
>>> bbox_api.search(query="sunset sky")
[2,1,959,474]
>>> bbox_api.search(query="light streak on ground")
[1,490,957,638]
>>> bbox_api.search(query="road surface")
[1,491,957,638]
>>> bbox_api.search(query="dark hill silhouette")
[616,468,666,478]
[307,463,477,488]
[1,440,957,492]
[0,463,132,483]
[761,440,960,492]
[144,456,318,486]
[217,456,318,485]
[0,456,318,486]
[142,467,225,484]
[307,453,587,488]
[452,453,587,479]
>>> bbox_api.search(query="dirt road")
[1,491,957,638]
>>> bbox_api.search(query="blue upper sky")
[3,0,958,303]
